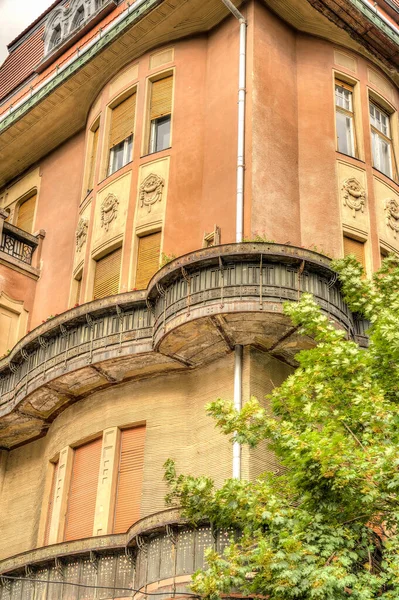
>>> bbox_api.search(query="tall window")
[113,426,146,534]
[71,6,85,30]
[370,102,394,178]
[93,247,122,300]
[87,124,99,192]
[135,232,161,289]
[148,76,173,154]
[16,193,36,233]
[335,81,356,157]
[108,94,136,176]
[44,460,59,545]
[64,438,102,541]
[49,25,61,51]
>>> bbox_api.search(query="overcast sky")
[0,0,53,64]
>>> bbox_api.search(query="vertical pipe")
[220,0,247,481]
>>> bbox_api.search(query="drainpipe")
[221,0,247,480]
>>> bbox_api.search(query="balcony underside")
[0,243,367,449]
[0,508,232,600]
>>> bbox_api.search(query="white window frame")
[335,81,356,158]
[149,115,171,154]
[369,101,394,179]
[107,135,133,177]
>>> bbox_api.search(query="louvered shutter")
[343,236,365,268]
[109,94,136,148]
[93,247,122,300]
[135,232,161,289]
[87,126,99,191]
[64,438,102,542]
[113,426,146,534]
[150,76,173,120]
[75,277,82,305]
[16,194,36,233]
[44,461,59,546]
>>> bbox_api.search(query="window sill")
[98,160,133,188]
[335,151,365,164]
[140,147,172,160]
[371,166,399,188]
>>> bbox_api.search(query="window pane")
[155,116,171,152]
[370,102,390,137]
[372,130,392,178]
[335,85,352,111]
[336,111,354,156]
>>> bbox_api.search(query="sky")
[0,0,53,63]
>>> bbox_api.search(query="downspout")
[220,0,247,480]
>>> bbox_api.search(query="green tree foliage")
[164,254,399,600]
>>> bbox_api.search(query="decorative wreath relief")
[101,193,119,231]
[75,217,88,252]
[385,198,399,239]
[140,173,165,214]
[342,178,366,218]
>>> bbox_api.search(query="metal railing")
[0,222,39,265]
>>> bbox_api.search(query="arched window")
[71,6,85,30]
[49,24,61,51]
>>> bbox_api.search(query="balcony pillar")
[0,208,8,239]
[32,229,46,269]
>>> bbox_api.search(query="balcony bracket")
[135,535,147,554]
[54,557,64,578]
[89,551,99,571]
[259,254,263,310]
[166,524,177,546]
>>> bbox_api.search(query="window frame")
[143,68,175,157]
[107,134,133,177]
[335,80,357,158]
[105,87,137,179]
[369,97,398,181]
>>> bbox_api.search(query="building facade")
[0,0,398,597]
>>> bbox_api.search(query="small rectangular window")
[16,193,37,233]
[87,125,99,192]
[335,81,356,157]
[93,247,122,300]
[343,236,366,270]
[44,460,59,546]
[135,232,161,289]
[108,93,136,176]
[369,101,394,179]
[148,76,173,154]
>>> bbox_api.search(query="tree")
[164,254,399,600]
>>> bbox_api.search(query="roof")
[0,24,45,103]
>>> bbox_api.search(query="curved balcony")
[0,509,233,600]
[0,243,367,448]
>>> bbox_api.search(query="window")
[49,25,61,51]
[108,93,136,176]
[335,81,356,157]
[71,6,85,30]
[343,236,366,270]
[16,193,36,233]
[0,305,19,355]
[370,102,394,178]
[64,438,102,541]
[135,232,161,289]
[87,124,99,192]
[74,272,83,305]
[93,247,122,300]
[113,426,146,534]
[148,76,173,154]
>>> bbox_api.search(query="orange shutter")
[87,126,99,191]
[44,461,59,546]
[113,426,146,534]
[343,236,365,268]
[93,247,122,300]
[16,194,36,233]
[64,438,102,542]
[135,232,161,289]
[150,76,173,120]
[109,93,136,148]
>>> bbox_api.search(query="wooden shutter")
[113,426,146,534]
[64,438,102,542]
[344,236,365,268]
[44,461,59,546]
[75,276,82,305]
[109,94,136,148]
[150,76,173,120]
[93,247,122,300]
[16,194,36,233]
[87,126,99,191]
[135,232,161,289]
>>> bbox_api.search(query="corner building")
[0,0,398,597]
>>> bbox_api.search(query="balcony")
[0,243,368,449]
[0,214,44,276]
[0,508,230,600]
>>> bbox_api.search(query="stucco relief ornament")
[342,178,366,218]
[101,194,119,231]
[140,174,165,213]
[385,198,399,239]
[75,218,88,252]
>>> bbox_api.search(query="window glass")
[108,135,133,176]
[370,102,393,178]
[151,116,171,153]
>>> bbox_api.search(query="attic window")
[49,25,61,51]
[72,6,85,30]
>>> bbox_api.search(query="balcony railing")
[0,222,39,265]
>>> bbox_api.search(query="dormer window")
[49,25,61,51]
[71,6,85,31]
